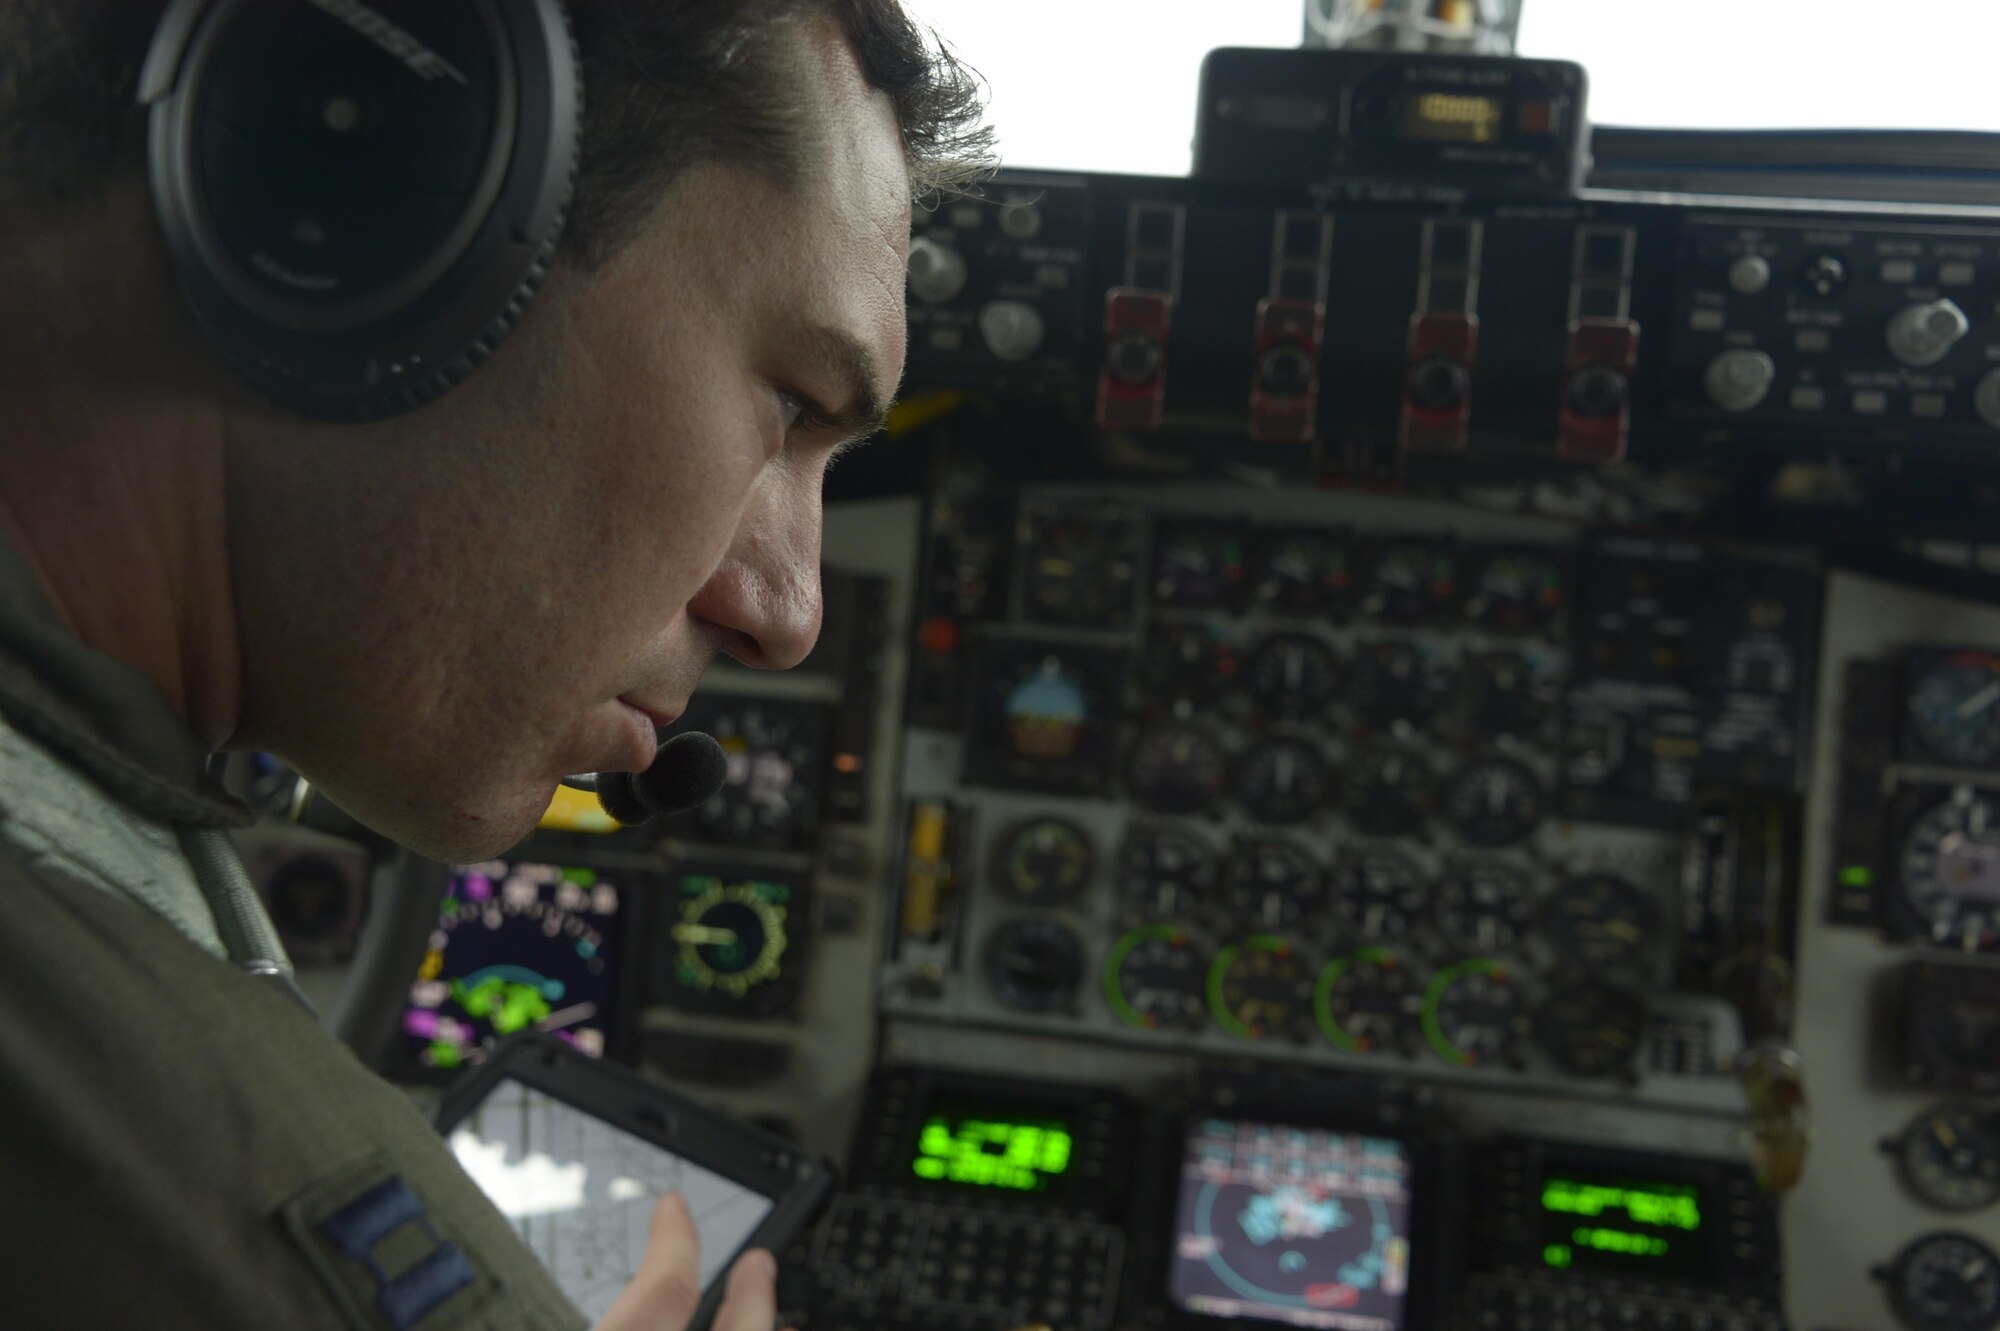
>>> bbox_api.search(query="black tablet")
[435,1034,834,1329]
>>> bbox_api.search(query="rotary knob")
[1703,349,1777,412]
[1887,298,1971,367]
[977,300,1045,363]
[1728,255,1772,295]
[906,237,967,305]
[1975,367,2000,429]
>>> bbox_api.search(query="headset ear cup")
[592,771,652,826]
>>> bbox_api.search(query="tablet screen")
[446,1077,775,1321]
[1168,1118,1414,1331]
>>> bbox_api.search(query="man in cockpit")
[0,2,988,1325]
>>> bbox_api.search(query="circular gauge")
[1892,1105,2000,1213]
[1207,936,1312,1040]
[1910,653,2000,767]
[1422,959,1530,1068]
[1351,640,1449,725]
[994,817,1094,905]
[671,880,791,999]
[1104,925,1207,1031]
[1021,508,1138,627]
[1361,539,1457,624]
[1138,623,1237,706]
[1314,947,1423,1055]
[1442,755,1547,848]
[1121,827,1217,920]
[1884,1232,2000,1331]
[1252,530,1353,616]
[1153,523,1249,609]
[1234,737,1334,826]
[1537,979,1647,1077]
[992,652,1101,763]
[1331,847,1427,940]
[985,916,1086,1014]
[1342,743,1433,838]
[1435,861,1538,954]
[1223,838,1322,933]
[1543,874,1658,974]
[1127,719,1230,815]
[1464,548,1565,633]
[1244,633,1341,721]
[1899,789,2000,952]
[690,701,826,848]
[1457,649,1557,741]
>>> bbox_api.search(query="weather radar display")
[402,859,626,1072]
[1170,1119,1414,1330]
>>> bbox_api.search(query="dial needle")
[673,924,740,946]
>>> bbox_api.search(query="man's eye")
[777,388,823,434]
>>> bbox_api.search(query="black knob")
[1802,252,1847,298]
[1409,355,1469,412]
[1257,342,1316,398]
[1566,363,1629,419]
[1106,331,1163,386]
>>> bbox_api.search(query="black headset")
[138,0,581,422]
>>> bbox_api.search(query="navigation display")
[401,859,628,1072]
[447,1077,774,1322]
[1169,1118,1414,1331]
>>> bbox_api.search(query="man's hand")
[595,1193,780,1331]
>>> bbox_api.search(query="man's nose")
[685,486,825,671]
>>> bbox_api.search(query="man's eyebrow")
[799,322,893,440]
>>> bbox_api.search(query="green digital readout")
[1538,1173,1707,1279]
[911,1103,1075,1193]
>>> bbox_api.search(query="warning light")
[1839,865,1874,888]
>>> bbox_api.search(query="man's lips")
[618,696,684,731]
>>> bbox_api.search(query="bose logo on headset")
[303,0,469,86]
[138,0,580,422]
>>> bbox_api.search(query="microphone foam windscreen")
[593,771,653,826]
[633,730,729,816]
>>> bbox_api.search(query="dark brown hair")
[0,0,994,260]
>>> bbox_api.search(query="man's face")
[226,23,910,860]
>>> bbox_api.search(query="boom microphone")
[560,731,729,825]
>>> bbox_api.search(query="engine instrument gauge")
[1314,947,1423,1055]
[1251,529,1353,616]
[1464,547,1565,633]
[1422,958,1530,1068]
[1207,935,1312,1040]
[1537,979,1646,1077]
[985,916,1087,1014]
[1543,873,1658,974]
[1443,755,1546,848]
[1243,632,1341,721]
[668,875,795,1003]
[1882,1231,2000,1331]
[1891,1104,2000,1213]
[1361,539,1457,624]
[1138,622,1236,706]
[1331,847,1428,940]
[1152,521,1249,610]
[673,696,829,849]
[1908,651,2000,768]
[994,817,1094,905]
[1342,743,1433,838]
[1127,718,1230,815]
[1017,501,1140,628]
[1121,827,1217,920]
[1351,640,1449,726]
[1457,648,1558,741]
[967,641,1124,795]
[1104,925,1207,1031]
[1234,736,1333,826]
[1435,860,1537,953]
[1223,838,1322,933]
[1898,787,2000,953]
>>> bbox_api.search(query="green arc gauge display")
[1207,935,1310,1041]
[1422,958,1527,1068]
[1314,947,1422,1055]
[671,876,790,998]
[1105,925,1206,1031]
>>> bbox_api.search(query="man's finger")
[594,1193,703,1331]
[710,1248,778,1331]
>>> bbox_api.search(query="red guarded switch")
[1096,287,1173,432]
